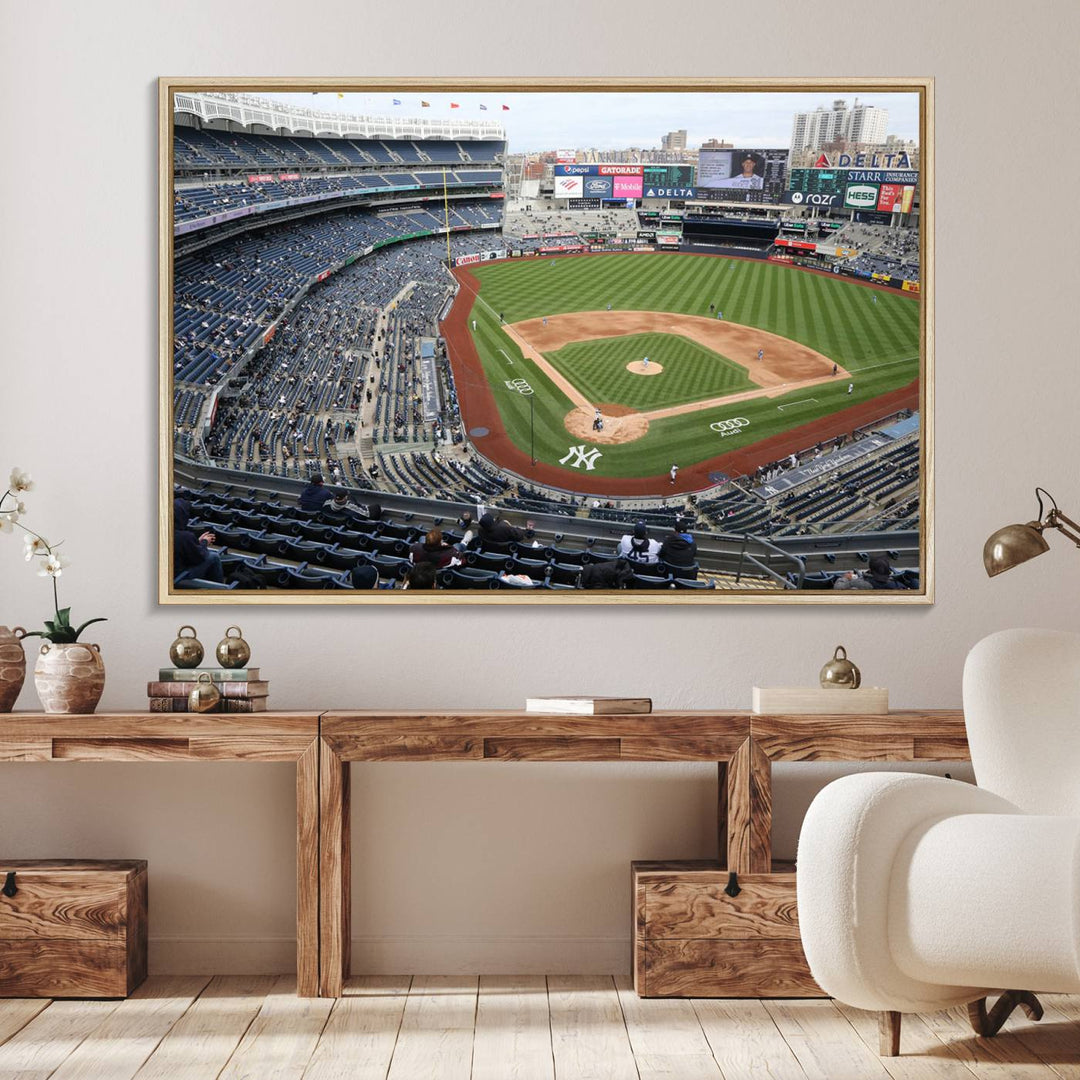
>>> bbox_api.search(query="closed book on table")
[525,696,652,715]
[222,698,268,713]
[147,680,269,699]
[147,697,269,713]
[157,668,261,681]
[0,859,147,998]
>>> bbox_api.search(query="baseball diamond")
[443,252,919,493]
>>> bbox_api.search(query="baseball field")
[445,252,920,493]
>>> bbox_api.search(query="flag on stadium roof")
[502,104,510,110]
[450,102,459,109]
[479,104,487,110]
[336,93,344,99]
[393,98,401,105]
[421,100,430,107]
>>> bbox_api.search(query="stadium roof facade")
[173,91,507,141]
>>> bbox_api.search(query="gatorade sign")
[844,183,879,209]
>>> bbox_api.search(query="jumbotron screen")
[696,149,789,203]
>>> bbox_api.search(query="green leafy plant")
[1,468,107,644]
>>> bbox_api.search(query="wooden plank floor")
[1,977,1078,1079]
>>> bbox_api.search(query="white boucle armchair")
[797,628,1080,1056]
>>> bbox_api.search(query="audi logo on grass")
[710,417,749,437]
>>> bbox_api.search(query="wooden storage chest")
[632,860,822,998]
[0,859,148,998]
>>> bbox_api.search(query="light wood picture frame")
[160,77,933,604]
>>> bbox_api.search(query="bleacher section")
[174,485,719,591]
[173,203,502,389]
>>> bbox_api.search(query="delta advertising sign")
[811,150,914,170]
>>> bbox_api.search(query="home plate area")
[564,404,650,445]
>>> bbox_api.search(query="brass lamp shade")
[983,522,1050,577]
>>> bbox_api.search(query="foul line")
[844,355,920,375]
[777,398,818,411]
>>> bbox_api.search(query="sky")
[260,91,920,154]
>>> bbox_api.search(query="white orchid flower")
[0,513,14,534]
[38,553,69,578]
[8,468,33,493]
[23,534,49,560]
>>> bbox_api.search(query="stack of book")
[147,668,269,712]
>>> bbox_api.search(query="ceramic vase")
[34,642,106,714]
[0,626,27,712]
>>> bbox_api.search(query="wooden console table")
[0,712,321,997]
[2,708,970,999]
[318,709,969,998]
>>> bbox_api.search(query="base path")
[444,265,916,496]
[511,310,846,390]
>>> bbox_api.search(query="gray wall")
[2,0,1077,973]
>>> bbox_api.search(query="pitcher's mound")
[564,404,649,445]
[626,360,664,376]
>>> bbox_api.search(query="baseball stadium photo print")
[160,78,933,604]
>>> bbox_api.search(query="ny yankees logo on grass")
[559,444,603,471]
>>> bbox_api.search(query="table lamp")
[983,488,1080,577]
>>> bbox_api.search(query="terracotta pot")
[34,642,106,715]
[0,626,27,713]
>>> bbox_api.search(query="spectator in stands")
[350,564,379,589]
[173,499,224,584]
[365,502,383,522]
[866,555,901,589]
[402,562,438,589]
[833,570,873,591]
[617,521,661,566]
[298,474,334,511]
[457,511,478,550]
[659,519,698,569]
[322,492,363,523]
[579,558,634,589]
[477,511,533,546]
[410,528,455,569]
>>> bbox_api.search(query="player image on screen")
[714,153,764,190]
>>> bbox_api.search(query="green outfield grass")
[462,253,920,481]
[544,332,757,411]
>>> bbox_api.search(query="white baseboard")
[149,935,630,975]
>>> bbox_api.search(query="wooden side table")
[0,712,321,997]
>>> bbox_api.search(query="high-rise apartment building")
[661,129,687,152]
[790,99,890,152]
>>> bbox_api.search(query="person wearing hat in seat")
[659,518,698,570]
[617,520,661,566]
[866,554,901,589]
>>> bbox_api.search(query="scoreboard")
[644,164,695,189]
